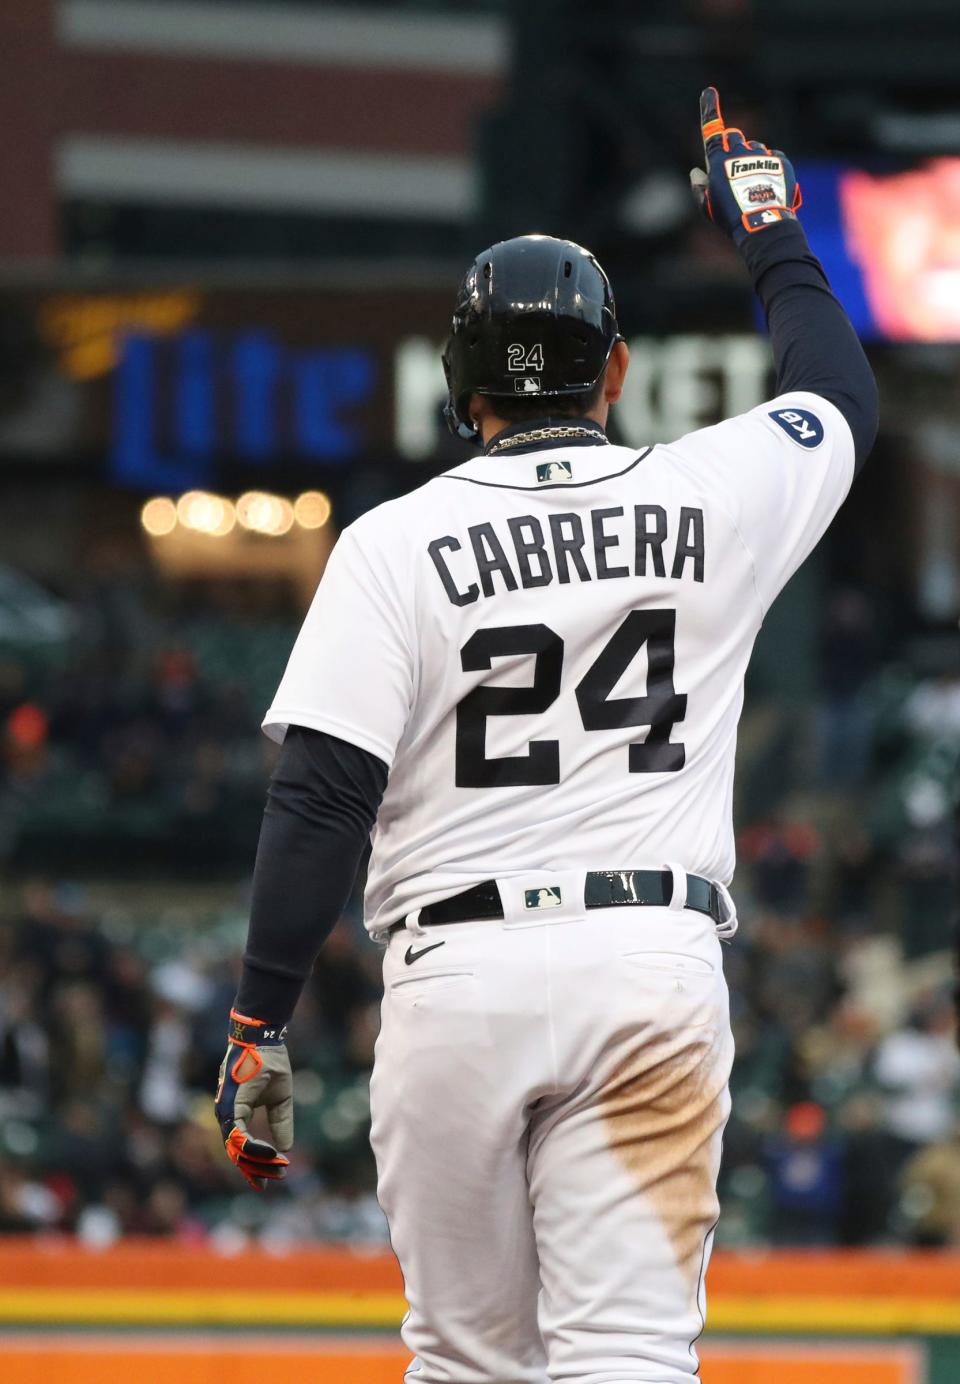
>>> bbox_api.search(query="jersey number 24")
[455,609,686,788]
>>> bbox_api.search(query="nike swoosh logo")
[404,941,446,965]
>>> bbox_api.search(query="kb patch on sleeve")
[768,407,824,448]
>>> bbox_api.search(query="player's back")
[265,393,854,932]
[368,436,753,929]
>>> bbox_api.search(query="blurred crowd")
[0,553,288,875]
[0,881,384,1245]
[0,558,957,1248]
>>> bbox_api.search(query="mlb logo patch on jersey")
[768,407,824,448]
[524,886,562,910]
[536,460,573,483]
[515,377,541,393]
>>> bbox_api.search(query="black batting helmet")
[442,234,622,440]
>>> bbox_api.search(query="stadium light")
[294,491,332,529]
[236,491,295,537]
[176,491,235,536]
[144,491,315,540]
[140,497,177,537]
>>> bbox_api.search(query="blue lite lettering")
[111,330,377,489]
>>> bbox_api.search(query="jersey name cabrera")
[428,502,704,606]
[264,392,854,934]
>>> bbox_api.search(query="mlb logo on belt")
[536,461,573,483]
[525,887,562,910]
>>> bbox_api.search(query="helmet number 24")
[454,610,686,788]
[507,343,545,372]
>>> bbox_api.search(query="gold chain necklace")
[486,424,604,455]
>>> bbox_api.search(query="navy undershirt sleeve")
[739,219,878,472]
[234,727,388,1027]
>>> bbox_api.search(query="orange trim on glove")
[230,1045,264,1082]
[229,1008,264,1027]
[224,1127,290,1192]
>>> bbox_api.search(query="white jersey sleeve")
[669,389,856,614]
[262,520,414,765]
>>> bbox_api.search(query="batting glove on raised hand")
[214,1008,293,1191]
[690,86,801,246]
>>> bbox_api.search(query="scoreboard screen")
[800,157,960,342]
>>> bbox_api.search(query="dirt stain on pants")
[599,1025,734,1296]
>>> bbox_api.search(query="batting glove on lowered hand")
[215,1008,293,1191]
[690,86,801,246]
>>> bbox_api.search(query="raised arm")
[690,86,878,472]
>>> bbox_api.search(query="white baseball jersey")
[264,390,854,934]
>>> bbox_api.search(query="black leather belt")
[397,869,727,931]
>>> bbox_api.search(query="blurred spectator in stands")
[103,721,163,805]
[0,659,27,725]
[151,647,204,738]
[903,669,960,742]
[818,588,879,787]
[899,1128,960,1246]
[167,1112,234,1207]
[823,817,880,935]
[0,1161,60,1232]
[50,1099,118,1206]
[0,704,54,863]
[141,1179,197,1238]
[873,993,960,1164]
[4,702,49,782]
[16,881,107,996]
[139,998,191,1124]
[739,814,820,912]
[0,958,48,1116]
[894,798,957,959]
[102,946,152,1086]
[72,537,156,674]
[837,1091,899,1243]
[306,917,383,1069]
[47,982,105,1108]
[763,1101,846,1244]
[800,994,878,1103]
[748,913,838,1068]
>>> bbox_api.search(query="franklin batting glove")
[214,1008,293,1191]
[690,86,802,246]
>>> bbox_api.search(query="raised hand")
[690,86,801,244]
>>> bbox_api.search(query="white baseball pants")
[369,872,734,1384]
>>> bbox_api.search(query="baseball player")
[215,90,877,1382]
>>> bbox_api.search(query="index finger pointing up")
[700,86,726,157]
